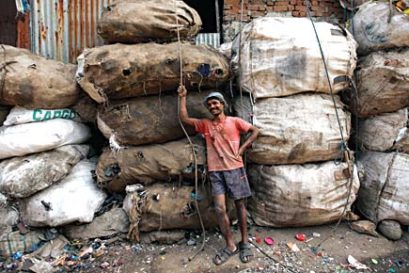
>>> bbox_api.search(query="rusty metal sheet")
[30,0,110,63]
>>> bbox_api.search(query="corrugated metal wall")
[30,0,111,63]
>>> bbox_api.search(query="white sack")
[357,152,409,225]
[248,162,360,227]
[0,145,89,198]
[237,94,351,164]
[19,160,107,227]
[352,49,409,117]
[3,106,81,126]
[232,17,357,99]
[0,119,91,160]
[351,2,409,54]
[357,109,409,152]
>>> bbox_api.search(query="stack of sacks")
[0,46,106,229]
[349,1,409,239]
[231,17,360,227]
[75,0,233,239]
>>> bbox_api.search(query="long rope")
[173,0,206,262]
[304,0,356,249]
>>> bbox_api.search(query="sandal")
[213,247,238,265]
[238,242,254,263]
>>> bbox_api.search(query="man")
[178,86,259,265]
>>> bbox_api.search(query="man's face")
[206,98,224,117]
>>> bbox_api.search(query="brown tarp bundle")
[97,91,216,146]
[77,43,230,103]
[349,49,409,117]
[96,138,206,193]
[248,162,359,227]
[97,0,202,44]
[123,184,236,240]
[0,45,79,109]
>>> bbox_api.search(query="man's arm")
[178,85,200,127]
[238,125,259,156]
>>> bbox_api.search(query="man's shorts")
[208,167,252,200]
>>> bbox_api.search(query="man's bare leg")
[214,194,236,252]
[235,199,248,244]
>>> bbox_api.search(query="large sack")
[97,0,201,44]
[77,43,230,103]
[123,184,235,240]
[63,208,129,240]
[97,92,214,146]
[71,95,98,124]
[3,106,80,126]
[0,45,79,109]
[231,17,357,99]
[357,152,409,225]
[351,2,409,54]
[248,162,360,227]
[357,109,409,153]
[350,49,409,117]
[0,119,91,160]
[234,94,351,164]
[96,138,205,193]
[20,160,107,227]
[0,105,10,126]
[0,145,89,198]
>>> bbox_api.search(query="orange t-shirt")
[194,116,252,172]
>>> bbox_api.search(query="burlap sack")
[0,45,79,109]
[96,138,206,193]
[97,0,201,44]
[357,152,409,225]
[0,230,43,257]
[231,17,357,99]
[97,91,215,146]
[77,43,230,103]
[357,108,409,152]
[0,145,89,198]
[123,184,235,239]
[248,162,359,227]
[71,94,98,124]
[350,49,409,117]
[234,94,351,164]
[351,2,409,54]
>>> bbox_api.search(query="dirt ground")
[77,222,409,273]
[2,222,408,273]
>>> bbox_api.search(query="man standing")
[178,86,259,265]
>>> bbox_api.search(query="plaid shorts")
[209,167,252,200]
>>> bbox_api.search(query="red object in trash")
[255,234,262,244]
[264,237,275,246]
[295,233,306,242]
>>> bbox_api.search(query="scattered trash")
[264,236,274,246]
[295,233,306,242]
[347,255,369,270]
[11,251,23,261]
[371,258,378,265]
[388,268,396,273]
[287,242,300,252]
[312,232,321,238]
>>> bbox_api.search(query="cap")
[203,92,227,107]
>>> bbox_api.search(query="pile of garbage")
[231,17,360,227]
[346,1,409,241]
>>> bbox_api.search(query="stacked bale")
[0,47,106,240]
[232,17,360,227]
[349,1,409,240]
[74,0,233,240]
